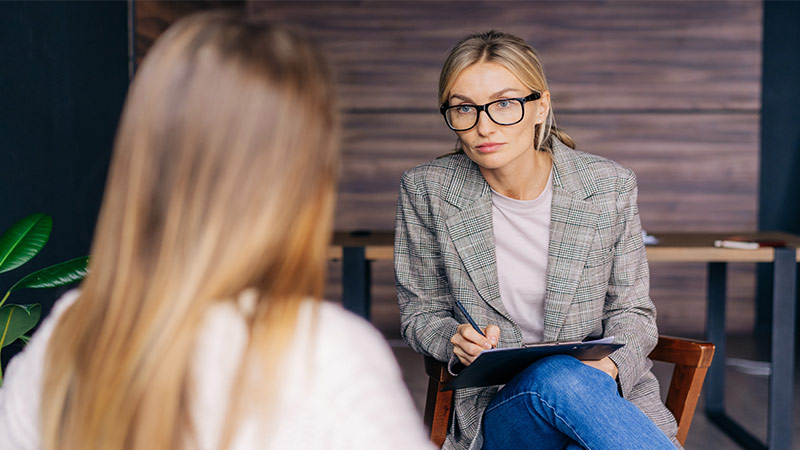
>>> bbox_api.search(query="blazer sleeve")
[394,170,460,363]
[604,169,659,398]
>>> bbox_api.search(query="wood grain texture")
[134,0,244,66]
[248,0,761,111]
[135,0,765,336]
[133,2,762,236]
[329,231,800,262]
[649,337,714,446]
[335,112,758,232]
[668,365,710,445]
[650,335,715,368]
[423,355,454,448]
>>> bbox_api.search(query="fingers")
[580,357,619,380]
[452,343,479,366]
[450,324,498,366]
[460,324,495,349]
[484,325,500,347]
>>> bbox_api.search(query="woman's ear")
[537,90,551,123]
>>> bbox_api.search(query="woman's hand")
[581,356,619,380]
[450,324,500,366]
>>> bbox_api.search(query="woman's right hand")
[450,324,500,366]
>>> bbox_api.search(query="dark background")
[760,0,800,234]
[756,1,800,334]
[0,2,128,365]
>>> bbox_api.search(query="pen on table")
[454,300,493,346]
[714,240,759,250]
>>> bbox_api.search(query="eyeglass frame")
[439,92,542,132]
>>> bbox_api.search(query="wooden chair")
[423,335,714,447]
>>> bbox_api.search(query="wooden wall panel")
[649,263,757,336]
[336,112,759,232]
[135,1,762,234]
[559,113,760,232]
[134,0,244,67]
[249,1,761,111]
[135,1,763,335]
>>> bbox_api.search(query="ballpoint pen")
[454,299,486,338]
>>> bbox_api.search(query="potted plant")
[0,213,89,385]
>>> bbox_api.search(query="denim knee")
[485,356,677,450]
[503,355,616,401]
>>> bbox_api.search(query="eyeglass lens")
[445,99,524,131]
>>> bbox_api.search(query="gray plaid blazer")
[394,139,679,450]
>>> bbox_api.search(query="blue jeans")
[482,355,676,450]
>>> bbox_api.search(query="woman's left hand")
[581,356,619,380]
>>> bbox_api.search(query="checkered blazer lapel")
[543,142,601,341]
[444,158,515,322]
[439,143,602,339]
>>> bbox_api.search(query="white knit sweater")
[0,290,434,450]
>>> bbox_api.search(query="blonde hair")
[42,11,339,450]
[439,30,575,152]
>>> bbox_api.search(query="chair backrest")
[423,335,714,447]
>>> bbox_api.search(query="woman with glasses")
[395,30,679,450]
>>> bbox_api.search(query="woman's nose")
[475,110,496,136]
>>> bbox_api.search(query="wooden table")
[331,231,799,450]
[644,232,799,450]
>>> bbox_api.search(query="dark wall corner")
[760,2,800,233]
[757,1,800,335]
[0,2,128,326]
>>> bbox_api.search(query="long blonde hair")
[439,30,575,152]
[42,11,339,450]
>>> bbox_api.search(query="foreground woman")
[0,12,432,450]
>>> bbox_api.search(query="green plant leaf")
[0,304,41,348]
[0,214,52,274]
[8,256,89,292]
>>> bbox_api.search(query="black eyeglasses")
[440,92,541,132]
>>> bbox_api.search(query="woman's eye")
[456,105,474,114]
[497,100,512,108]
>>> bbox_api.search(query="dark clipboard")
[442,337,624,391]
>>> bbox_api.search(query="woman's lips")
[475,142,504,153]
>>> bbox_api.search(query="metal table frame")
[342,246,371,319]
[704,247,797,450]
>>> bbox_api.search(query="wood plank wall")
[134,1,763,336]
[134,0,244,68]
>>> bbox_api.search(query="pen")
[454,299,486,338]
[714,240,759,250]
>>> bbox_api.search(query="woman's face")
[447,62,549,172]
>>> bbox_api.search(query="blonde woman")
[395,31,679,449]
[0,12,433,450]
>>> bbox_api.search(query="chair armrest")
[649,335,715,446]
[424,355,453,383]
[649,335,714,368]
[423,355,454,446]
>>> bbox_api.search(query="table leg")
[767,247,796,450]
[704,250,798,450]
[705,262,727,415]
[342,246,371,319]
[755,263,774,337]
[705,261,768,449]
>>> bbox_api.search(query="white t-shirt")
[491,169,553,343]
[0,290,434,450]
